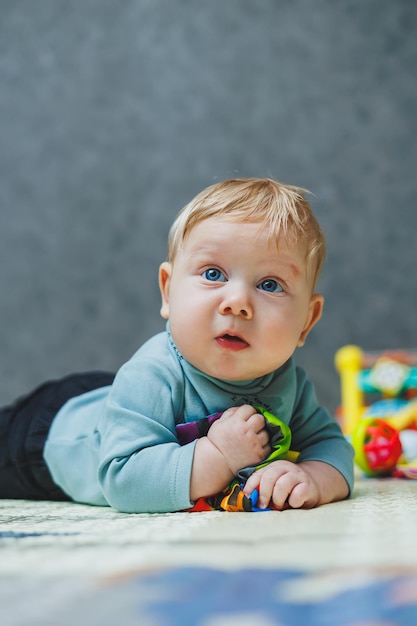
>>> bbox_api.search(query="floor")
[1,475,417,625]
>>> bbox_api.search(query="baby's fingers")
[243,467,264,498]
[243,467,278,510]
[286,481,313,509]
[269,470,319,510]
[254,467,304,510]
[244,462,311,510]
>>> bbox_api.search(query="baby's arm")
[243,459,350,510]
[190,405,271,501]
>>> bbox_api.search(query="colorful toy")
[176,406,299,512]
[351,415,417,478]
[335,345,417,479]
[335,345,417,435]
[351,417,403,476]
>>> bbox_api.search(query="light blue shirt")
[44,327,354,513]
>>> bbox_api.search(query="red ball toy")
[352,417,403,476]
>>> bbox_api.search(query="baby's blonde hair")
[167,178,326,290]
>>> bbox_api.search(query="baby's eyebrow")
[278,246,305,271]
[288,262,302,277]
[269,254,302,277]
[188,240,221,253]
[184,243,223,261]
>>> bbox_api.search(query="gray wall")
[1,0,416,414]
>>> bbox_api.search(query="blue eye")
[257,279,283,293]
[203,268,226,282]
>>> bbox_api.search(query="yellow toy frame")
[335,345,417,435]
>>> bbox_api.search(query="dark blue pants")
[0,372,114,501]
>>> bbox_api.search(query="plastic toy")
[176,406,299,512]
[335,345,417,479]
[351,415,417,478]
[351,417,403,476]
[335,345,417,435]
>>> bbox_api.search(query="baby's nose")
[219,284,253,319]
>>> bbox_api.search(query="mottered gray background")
[1,0,416,414]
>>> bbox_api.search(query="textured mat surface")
[1,477,417,625]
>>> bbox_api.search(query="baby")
[0,178,353,512]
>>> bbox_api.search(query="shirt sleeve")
[290,367,355,494]
[97,351,196,513]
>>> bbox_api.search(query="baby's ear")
[297,293,324,347]
[159,262,172,319]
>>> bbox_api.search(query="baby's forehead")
[181,217,308,263]
[186,215,307,250]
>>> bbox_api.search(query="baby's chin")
[193,361,273,383]
[177,340,284,381]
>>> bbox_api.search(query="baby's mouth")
[215,334,249,351]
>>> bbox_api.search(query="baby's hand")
[207,405,271,475]
[243,460,320,510]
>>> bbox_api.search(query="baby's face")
[159,217,323,381]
